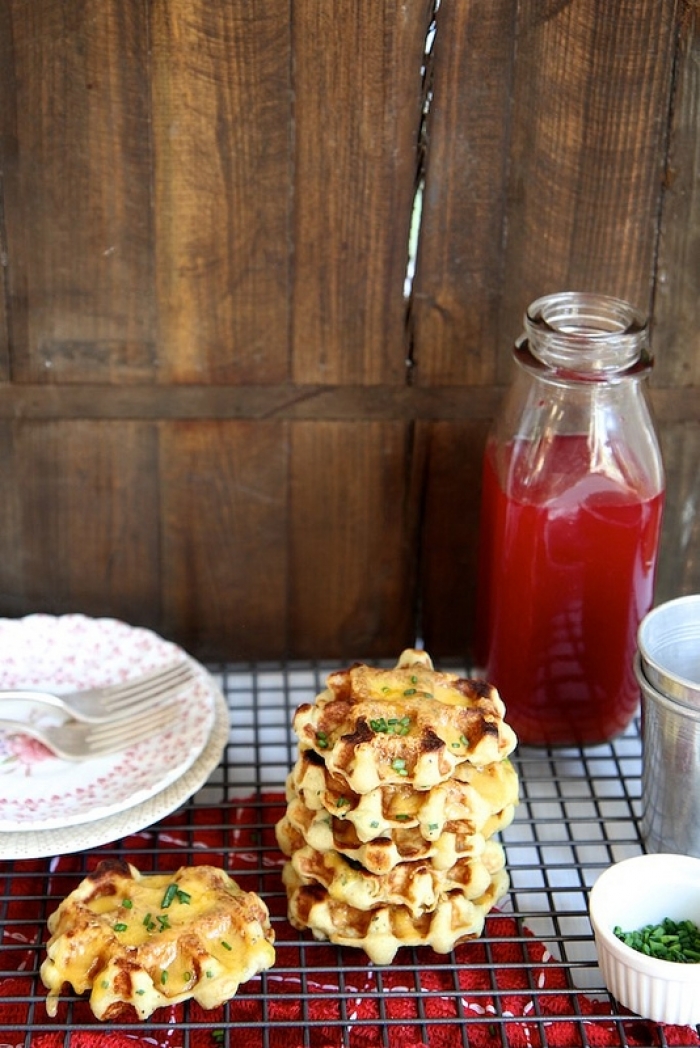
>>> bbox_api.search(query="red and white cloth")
[1,794,698,1048]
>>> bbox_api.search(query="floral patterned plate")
[0,682,228,860]
[0,614,216,831]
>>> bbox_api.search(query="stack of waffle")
[276,649,519,964]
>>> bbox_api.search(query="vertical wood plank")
[411,1,517,657]
[292,0,432,385]
[3,0,156,382]
[417,420,489,660]
[0,423,23,611]
[654,5,700,386]
[499,0,678,377]
[656,421,700,606]
[160,421,289,659]
[0,0,14,381]
[411,0,517,386]
[151,0,292,384]
[0,421,160,621]
[289,422,418,658]
[652,6,700,606]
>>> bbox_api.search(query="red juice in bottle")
[476,434,665,746]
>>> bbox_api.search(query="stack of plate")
[0,614,229,860]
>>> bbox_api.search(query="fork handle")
[0,689,66,712]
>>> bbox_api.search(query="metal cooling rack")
[1,660,698,1048]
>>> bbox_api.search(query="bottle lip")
[524,291,649,375]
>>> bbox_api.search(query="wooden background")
[0,0,697,662]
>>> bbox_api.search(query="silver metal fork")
[0,661,196,723]
[0,702,175,760]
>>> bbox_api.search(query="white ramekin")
[589,853,700,1026]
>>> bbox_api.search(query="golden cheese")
[286,837,506,918]
[293,649,517,793]
[284,863,511,965]
[40,860,275,1021]
[289,751,519,843]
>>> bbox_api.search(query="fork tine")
[100,669,195,717]
[86,705,175,753]
[97,691,176,719]
[101,662,194,707]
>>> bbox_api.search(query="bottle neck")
[521,291,650,380]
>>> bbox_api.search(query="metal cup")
[637,594,700,706]
[636,653,700,855]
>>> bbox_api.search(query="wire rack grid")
[1,659,699,1048]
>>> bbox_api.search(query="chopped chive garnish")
[459,734,469,746]
[336,797,350,807]
[395,813,410,821]
[161,970,169,984]
[157,914,171,930]
[136,988,145,995]
[143,913,156,931]
[403,688,416,696]
[206,969,215,978]
[122,898,133,909]
[370,715,412,735]
[614,918,700,963]
[428,822,439,831]
[113,923,128,932]
[183,971,192,981]
[161,883,178,908]
[391,758,408,776]
[176,889,191,904]
[410,675,418,684]
[101,980,109,989]
[316,731,329,749]
[221,940,233,951]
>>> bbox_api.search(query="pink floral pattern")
[0,615,215,830]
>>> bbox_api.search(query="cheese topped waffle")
[278,791,515,874]
[284,863,510,965]
[286,837,506,918]
[289,749,519,843]
[294,649,517,793]
[41,860,275,1021]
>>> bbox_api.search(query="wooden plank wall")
[0,0,697,663]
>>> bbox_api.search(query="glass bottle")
[475,291,665,746]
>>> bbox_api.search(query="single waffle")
[276,803,505,874]
[289,749,519,843]
[293,649,517,793]
[283,863,510,965]
[41,860,275,1021]
[284,837,506,918]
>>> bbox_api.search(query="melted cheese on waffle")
[293,650,517,793]
[290,751,519,842]
[286,837,506,917]
[284,863,510,965]
[40,860,275,1021]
